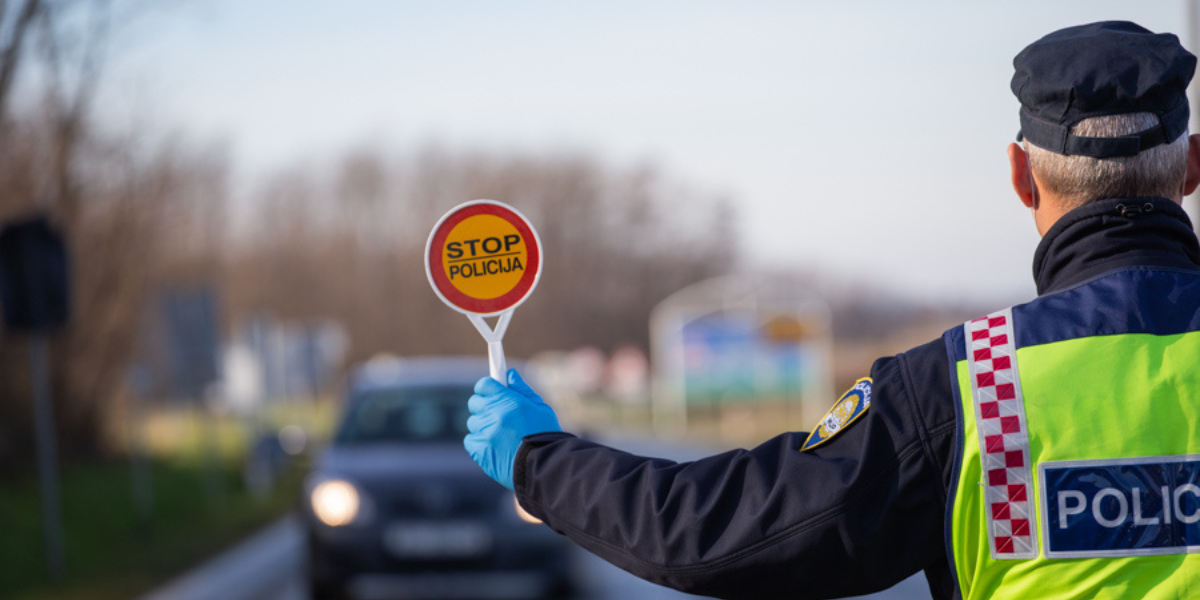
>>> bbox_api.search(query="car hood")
[315,442,481,484]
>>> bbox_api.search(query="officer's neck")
[1031,190,1184,237]
[1030,196,1200,295]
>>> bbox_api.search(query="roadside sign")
[425,200,543,384]
[0,215,69,331]
[161,287,220,400]
[0,215,69,580]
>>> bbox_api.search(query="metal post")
[30,333,64,581]
[1189,0,1200,236]
[199,397,226,512]
[128,391,154,536]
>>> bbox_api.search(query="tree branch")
[0,0,43,119]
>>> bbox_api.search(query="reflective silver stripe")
[965,308,1037,559]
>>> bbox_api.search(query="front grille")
[385,483,502,519]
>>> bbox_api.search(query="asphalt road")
[137,435,935,600]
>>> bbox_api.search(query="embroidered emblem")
[801,378,872,451]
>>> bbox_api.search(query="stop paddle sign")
[425,200,543,384]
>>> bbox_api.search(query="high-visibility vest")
[945,267,1200,600]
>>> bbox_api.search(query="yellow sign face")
[440,214,528,300]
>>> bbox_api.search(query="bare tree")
[0,0,222,470]
[222,145,737,365]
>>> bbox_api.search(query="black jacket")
[513,197,1200,600]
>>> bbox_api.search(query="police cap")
[1013,21,1196,158]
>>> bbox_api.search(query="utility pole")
[1189,0,1200,236]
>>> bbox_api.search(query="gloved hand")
[465,369,562,490]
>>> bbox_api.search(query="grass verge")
[0,447,308,600]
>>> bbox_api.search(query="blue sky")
[103,1,1196,304]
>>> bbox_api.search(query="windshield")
[335,384,472,445]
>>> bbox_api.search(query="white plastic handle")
[468,311,514,387]
[487,340,507,385]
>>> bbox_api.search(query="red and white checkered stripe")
[965,308,1036,559]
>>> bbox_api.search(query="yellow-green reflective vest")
[946,268,1200,600]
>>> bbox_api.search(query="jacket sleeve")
[513,338,958,600]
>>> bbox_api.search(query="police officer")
[464,21,1200,600]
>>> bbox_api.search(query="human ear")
[1183,133,1200,197]
[1008,143,1037,209]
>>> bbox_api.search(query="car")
[304,356,575,600]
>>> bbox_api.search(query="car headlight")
[311,479,362,526]
[512,494,543,524]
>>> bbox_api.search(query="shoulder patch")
[800,378,872,451]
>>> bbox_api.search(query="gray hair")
[1025,112,1189,210]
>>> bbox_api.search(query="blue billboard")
[679,312,815,405]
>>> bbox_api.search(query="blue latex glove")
[465,369,562,490]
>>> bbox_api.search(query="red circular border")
[427,202,541,315]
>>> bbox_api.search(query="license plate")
[384,521,492,558]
